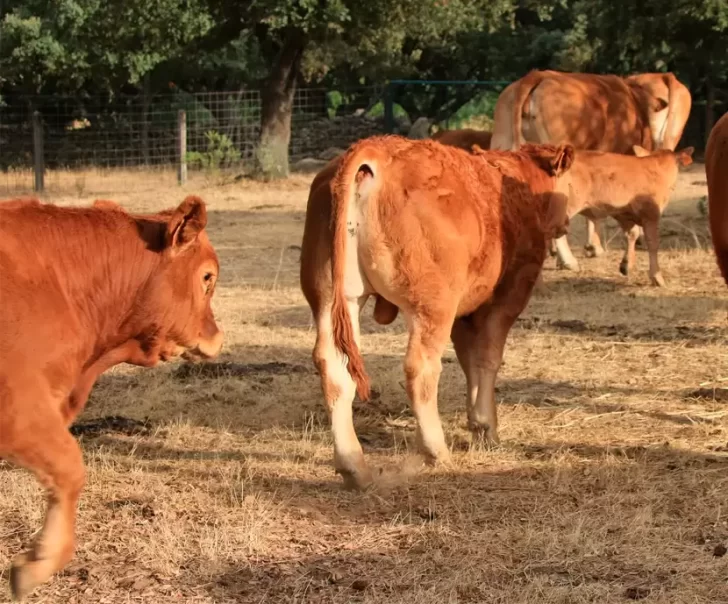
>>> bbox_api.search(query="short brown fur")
[552,146,694,286]
[706,112,728,286]
[301,134,573,489]
[0,195,224,600]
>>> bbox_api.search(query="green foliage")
[0,0,214,93]
[185,130,241,171]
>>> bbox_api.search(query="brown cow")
[491,69,692,264]
[551,145,694,286]
[300,135,573,490]
[431,127,493,151]
[706,112,728,286]
[0,196,224,600]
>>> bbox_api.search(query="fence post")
[177,109,187,185]
[383,83,395,133]
[32,111,44,193]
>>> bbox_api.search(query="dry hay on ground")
[2,163,728,604]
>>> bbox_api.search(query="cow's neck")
[45,213,167,367]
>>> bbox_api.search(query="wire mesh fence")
[0,84,392,195]
[0,78,713,197]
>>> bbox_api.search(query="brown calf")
[300,135,573,490]
[0,196,224,600]
[551,145,694,285]
[706,112,728,286]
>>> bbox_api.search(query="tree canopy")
[0,0,726,176]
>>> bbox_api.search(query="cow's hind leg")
[1,404,85,600]
[313,299,373,490]
[469,261,543,445]
[618,222,641,277]
[404,307,456,465]
[642,213,665,286]
[451,317,480,424]
[584,217,606,257]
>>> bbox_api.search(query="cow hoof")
[619,259,629,276]
[420,447,451,467]
[10,552,50,601]
[468,422,501,447]
[556,257,579,271]
[584,244,605,258]
[651,273,666,287]
[336,467,374,491]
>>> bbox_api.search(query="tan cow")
[431,127,493,151]
[706,112,728,286]
[551,145,694,286]
[300,135,573,490]
[0,196,224,600]
[492,69,692,265]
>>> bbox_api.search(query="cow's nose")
[197,326,224,358]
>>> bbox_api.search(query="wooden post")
[177,109,187,185]
[705,80,716,150]
[32,111,44,192]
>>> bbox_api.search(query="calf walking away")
[0,195,224,600]
[301,135,574,490]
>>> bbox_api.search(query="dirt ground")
[2,161,728,604]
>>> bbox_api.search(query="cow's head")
[137,195,224,362]
[633,144,694,170]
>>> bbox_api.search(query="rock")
[408,117,432,139]
[319,147,345,161]
[291,157,329,174]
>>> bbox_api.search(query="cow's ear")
[651,97,669,113]
[632,145,650,157]
[550,144,575,176]
[166,195,208,251]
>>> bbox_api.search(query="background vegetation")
[0,0,725,177]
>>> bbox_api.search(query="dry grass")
[2,162,728,604]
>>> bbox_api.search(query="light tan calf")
[552,146,694,286]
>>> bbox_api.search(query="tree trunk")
[705,79,715,149]
[256,29,306,180]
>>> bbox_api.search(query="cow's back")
[493,70,648,153]
[527,73,643,152]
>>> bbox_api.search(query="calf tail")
[329,143,382,400]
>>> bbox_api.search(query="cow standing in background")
[300,135,573,490]
[0,196,224,600]
[491,69,692,267]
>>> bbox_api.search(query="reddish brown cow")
[492,69,692,264]
[300,135,573,490]
[706,112,728,286]
[0,196,224,600]
[431,127,493,151]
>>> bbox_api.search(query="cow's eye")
[204,273,213,283]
